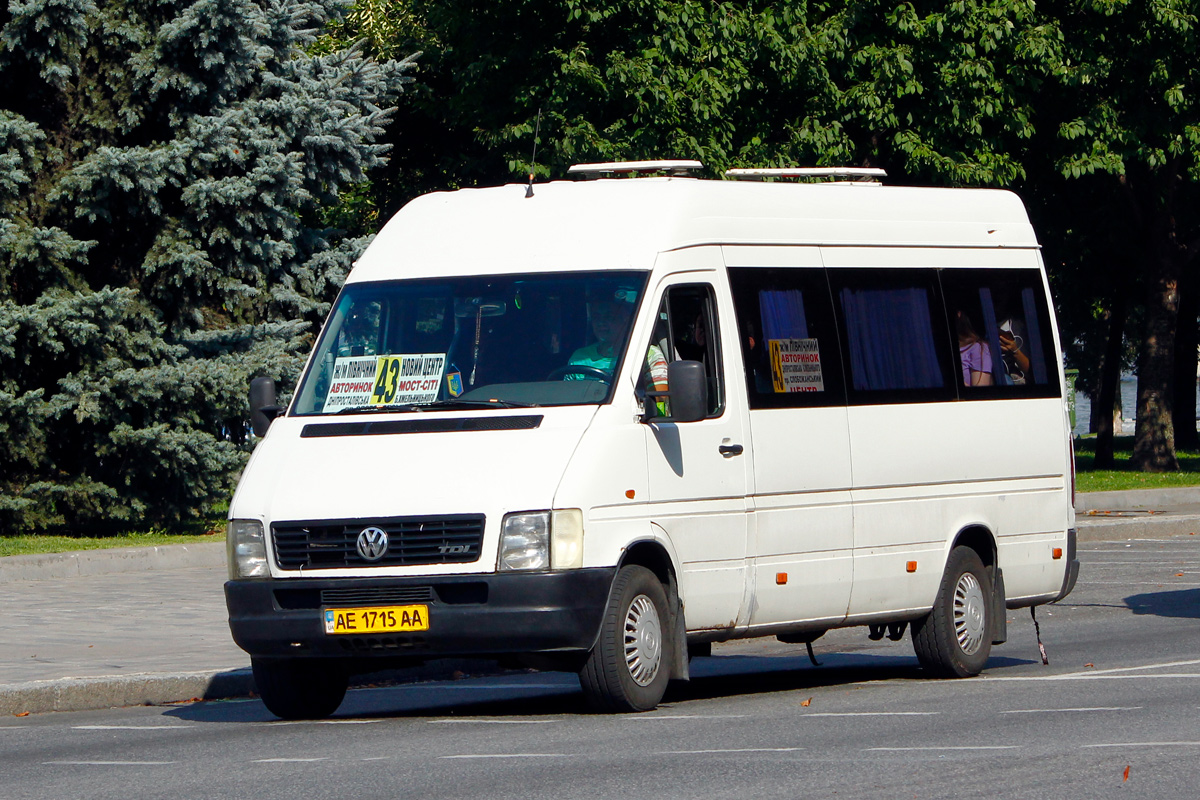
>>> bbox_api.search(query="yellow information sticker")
[323,605,430,635]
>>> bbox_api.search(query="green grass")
[1074,435,1200,493]
[0,509,226,559]
[0,531,223,558]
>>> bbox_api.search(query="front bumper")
[225,568,616,659]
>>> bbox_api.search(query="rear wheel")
[579,565,672,712]
[911,546,993,678]
[252,657,348,720]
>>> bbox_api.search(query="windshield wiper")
[332,398,539,415]
[423,398,540,409]
[334,403,426,415]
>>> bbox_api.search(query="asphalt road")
[3,536,1199,800]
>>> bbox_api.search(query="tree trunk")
[1094,295,1128,468]
[1131,259,1181,471]
[1172,267,1199,451]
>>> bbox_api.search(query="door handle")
[718,444,744,457]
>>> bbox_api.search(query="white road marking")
[866,746,1020,752]
[44,761,177,766]
[429,719,558,724]
[1083,742,1200,748]
[440,753,568,760]
[264,719,384,726]
[988,658,1200,682]
[987,673,1200,682]
[660,747,803,755]
[1001,707,1141,714]
[802,712,940,717]
[252,758,329,763]
[73,725,194,730]
[394,683,570,691]
[626,714,749,720]
[1077,581,1200,586]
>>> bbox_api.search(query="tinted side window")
[940,268,1061,399]
[829,269,956,404]
[728,267,845,409]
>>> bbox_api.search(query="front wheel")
[911,546,993,678]
[579,565,672,712]
[252,657,349,720]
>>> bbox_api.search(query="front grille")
[321,586,434,605]
[272,515,485,570]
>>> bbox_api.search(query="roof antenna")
[525,108,542,198]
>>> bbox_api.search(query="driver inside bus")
[566,286,668,397]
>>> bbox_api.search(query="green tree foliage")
[321,0,1059,223]
[1038,0,1200,470]
[0,0,413,533]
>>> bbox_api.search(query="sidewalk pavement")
[3,487,1199,717]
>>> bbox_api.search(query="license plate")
[324,605,429,635]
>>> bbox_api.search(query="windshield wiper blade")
[424,398,541,409]
[332,398,539,415]
[334,403,425,415]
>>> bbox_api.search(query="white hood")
[229,406,597,576]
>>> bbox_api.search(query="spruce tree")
[0,0,413,533]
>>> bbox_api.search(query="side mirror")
[249,377,281,437]
[645,360,708,423]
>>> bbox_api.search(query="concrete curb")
[1075,486,1200,513]
[0,669,254,716]
[0,541,225,583]
[0,660,508,717]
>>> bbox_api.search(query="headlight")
[227,519,268,579]
[498,510,584,571]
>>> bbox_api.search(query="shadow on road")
[1125,587,1200,619]
[162,650,1034,724]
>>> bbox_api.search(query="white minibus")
[226,162,1079,719]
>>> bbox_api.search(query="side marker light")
[1053,548,1063,560]
[776,573,788,585]
[906,561,917,573]
[625,489,636,499]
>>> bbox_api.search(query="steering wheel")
[546,364,613,384]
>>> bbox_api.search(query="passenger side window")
[940,268,1060,398]
[643,284,724,418]
[830,269,956,404]
[728,267,845,409]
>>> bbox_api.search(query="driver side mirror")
[644,360,707,423]
[250,377,281,437]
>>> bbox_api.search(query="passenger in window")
[676,311,708,364]
[999,319,1031,385]
[955,310,993,387]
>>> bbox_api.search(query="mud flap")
[667,573,689,682]
[991,567,1007,645]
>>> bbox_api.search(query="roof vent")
[725,167,887,182]
[568,160,705,179]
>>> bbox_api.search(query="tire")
[252,657,349,720]
[579,565,672,712]
[911,546,993,678]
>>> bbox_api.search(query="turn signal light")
[906,561,917,573]
[776,573,788,585]
[1053,548,1063,560]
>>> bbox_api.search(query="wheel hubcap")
[953,572,987,656]
[624,594,662,686]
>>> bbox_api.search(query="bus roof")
[350,177,1039,283]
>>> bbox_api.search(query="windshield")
[292,271,650,415]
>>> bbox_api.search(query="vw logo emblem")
[356,527,389,562]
